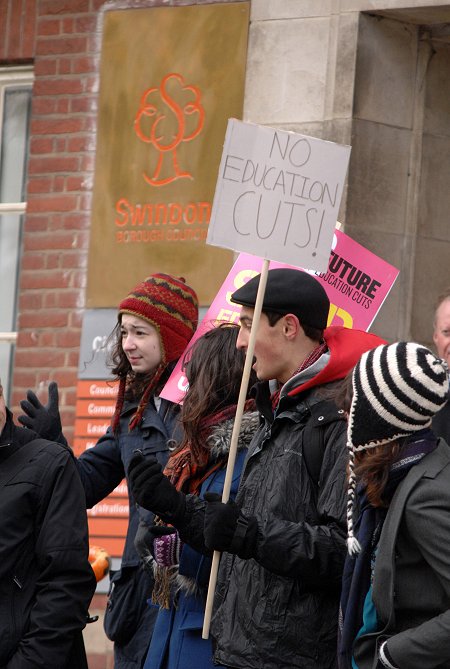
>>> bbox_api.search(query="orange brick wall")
[4,0,230,440]
[0,0,37,63]
[4,0,102,441]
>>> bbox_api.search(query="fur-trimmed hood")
[206,410,259,463]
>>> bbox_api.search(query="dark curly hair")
[179,323,256,453]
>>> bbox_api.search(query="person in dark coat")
[133,325,258,669]
[18,273,198,669]
[128,269,385,669]
[0,377,96,669]
[432,288,450,442]
[338,342,450,669]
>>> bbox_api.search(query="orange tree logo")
[134,73,205,187]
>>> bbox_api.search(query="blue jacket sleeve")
[76,426,124,508]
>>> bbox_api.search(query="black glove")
[203,492,258,559]
[134,521,177,559]
[128,453,186,526]
[18,381,67,445]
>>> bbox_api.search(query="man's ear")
[282,314,300,339]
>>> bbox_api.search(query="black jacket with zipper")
[178,326,385,669]
[0,410,96,669]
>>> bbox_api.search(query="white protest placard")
[207,119,351,273]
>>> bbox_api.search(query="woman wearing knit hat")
[18,273,199,669]
[337,342,450,669]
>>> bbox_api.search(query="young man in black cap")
[128,268,385,669]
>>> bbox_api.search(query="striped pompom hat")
[112,273,198,432]
[346,342,448,555]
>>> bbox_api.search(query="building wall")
[1,0,449,665]
[345,11,450,345]
[2,0,103,439]
[3,0,449,428]
[244,2,450,346]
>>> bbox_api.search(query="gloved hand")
[18,382,66,444]
[203,492,258,559]
[134,521,179,572]
[128,453,186,526]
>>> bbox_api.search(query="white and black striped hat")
[346,342,448,555]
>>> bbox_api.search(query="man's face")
[433,298,450,367]
[236,307,293,383]
[0,383,6,435]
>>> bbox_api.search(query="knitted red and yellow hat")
[118,273,198,364]
[112,273,198,433]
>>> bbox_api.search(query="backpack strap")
[302,400,346,487]
[0,438,50,488]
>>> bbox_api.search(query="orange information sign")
[74,379,127,557]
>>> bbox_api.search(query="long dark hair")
[354,442,403,507]
[179,323,256,453]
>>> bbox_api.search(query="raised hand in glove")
[128,453,186,526]
[203,492,258,560]
[18,381,67,445]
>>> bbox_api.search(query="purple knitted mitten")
[153,530,183,567]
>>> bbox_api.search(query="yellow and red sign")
[87,3,250,308]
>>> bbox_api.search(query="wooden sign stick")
[202,258,270,639]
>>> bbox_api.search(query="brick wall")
[5,0,103,441]
[0,0,37,63]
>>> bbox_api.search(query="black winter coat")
[180,385,348,669]
[0,413,96,669]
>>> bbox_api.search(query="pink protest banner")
[160,228,398,403]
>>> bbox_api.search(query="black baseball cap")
[230,268,330,330]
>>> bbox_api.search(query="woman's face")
[120,314,163,374]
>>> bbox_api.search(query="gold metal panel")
[87,2,250,307]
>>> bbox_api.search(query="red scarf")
[271,341,328,410]
[164,399,255,494]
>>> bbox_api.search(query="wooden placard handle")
[202,258,270,639]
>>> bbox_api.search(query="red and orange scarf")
[164,399,255,494]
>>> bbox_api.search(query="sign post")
[202,258,269,637]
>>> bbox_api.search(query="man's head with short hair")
[433,288,450,367]
[231,268,330,337]
[230,269,330,383]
